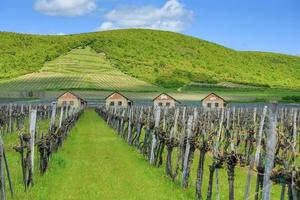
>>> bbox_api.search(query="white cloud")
[34,0,97,16]
[55,32,66,35]
[98,22,116,30]
[97,0,193,32]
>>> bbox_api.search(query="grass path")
[11,110,194,200]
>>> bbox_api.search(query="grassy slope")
[0,46,158,92]
[1,29,300,90]
[0,32,86,79]
[89,30,300,89]
[4,111,285,199]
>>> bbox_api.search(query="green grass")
[0,46,159,92]
[2,110,285,199]
[1,29,300,90]
[179,86,300,102]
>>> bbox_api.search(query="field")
[0,47,159,92]
[1,29,300,90]
[2,110,290,200]
[4,111,193,200]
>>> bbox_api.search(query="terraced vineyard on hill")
[0,47,159,92]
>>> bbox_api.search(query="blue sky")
[0,0,299,55]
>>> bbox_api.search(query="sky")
[0,0,299,55]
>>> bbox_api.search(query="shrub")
[281,96,300,102]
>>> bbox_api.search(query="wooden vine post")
[226,108,237,200]
[20,104,24,114]
[8,104,12,134]
[118,110,125,135]
[49,102,57,132]
[215,108,224,200]
[0,135,5,200]
[262,104,278,200]
[28,109,37,188]
[28,104,31,120]
[134,107,144,147]
[174,107,186,179]
[182,114,194,189]
[0,133,13,200]
[291,109,298,200]
[150,107,161,165]
[144,107,152,158]
[196,110,209,200]
[244,106,267,200]
[58,106,64,129]
[166,108,179,178]
[207,108,224,200]
[127,108,133,144]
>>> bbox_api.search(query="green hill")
[1,29,300,90]
[0,46,158,92]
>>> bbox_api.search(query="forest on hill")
[1,29,300,89]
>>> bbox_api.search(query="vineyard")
[0,47,159,92]
[96,104,300,200]
[0,103,83,199]
[0,103,298,199]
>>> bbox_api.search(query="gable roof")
[201,93,226,102]
[57,91,86,102]
[105,91,132,101]
[153,92,180,103]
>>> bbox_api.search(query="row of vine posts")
[96,104,300,200]
[0,103,83,200]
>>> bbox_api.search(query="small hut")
[57,92,87,108]
[105,92,132,108]
[153,92,179,108]
[201,93,227,109]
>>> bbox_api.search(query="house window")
[70,101,74,106]
[118,101,122,106]
[158,102,163,106]
[215,103,219,108]
[62,101,67,106]
[166,102,170,107]
[207,103,211,108]
[110,101,115,106]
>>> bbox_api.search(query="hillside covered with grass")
[1,29,300,89]
[0,47,158,92]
